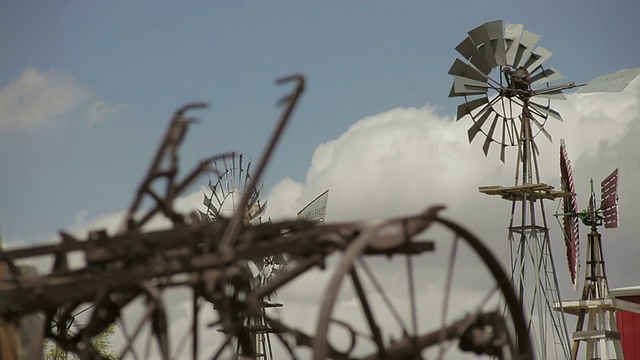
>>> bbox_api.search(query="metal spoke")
[357,258,411,336]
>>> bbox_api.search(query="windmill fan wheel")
[449,20,566,162]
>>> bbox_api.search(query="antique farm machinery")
[1,75,532,359]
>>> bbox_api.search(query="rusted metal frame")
[0,229,302,302]
[4,265,148,319]
[250,254,324,306]
[349,266,387,359]
[312,208,444,359]
[0,233,85,262]
[359,313,494,360]
[122,103,208,232]
[262,315,351,360]
[45,288,141,355]
[0,224,214,275]
[1,230,334,318]
[219,74,305,250]
[434,216,533,359]
[313,207,531,359]
[135,152,236,228]
[0,220,405,320]
[0,218,314,275]
[117,298,158,359]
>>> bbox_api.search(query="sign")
[297,190,329,224]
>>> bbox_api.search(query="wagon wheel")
[313,207,532,360]
[42,281,176,360]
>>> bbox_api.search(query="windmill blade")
[529,101,563,121]
[457,97,489,120]
[203,194,213,209]
[247,260,261,278]
[578,67,640,94]
[468,20,504,68]
[483,20,507,66]
[203,193,220,216]
[560,139,580,288]
[231,154,236,185]
[239,153,244,184]
[247,183,264,209]
[449,84,472,98]
[453,75,489,95]
[250,202,268,222]
[244,160,252,191]
[448,58,487,83]
[530,67,563,84]
[530,114,552,143]
[504,23,524,66]
[468,23,495,68]
[482,114,499,156]
[455,37,492,74]
[523,46,553,73]
[450,83,486,97]
[467,107,494,142]
[601,168,619,228]
[513,30,540,68]
[222,154,229,176]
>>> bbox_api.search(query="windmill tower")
[555,142,640,360]
[448,20,640,359]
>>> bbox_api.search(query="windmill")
[201,153,281,360]
[448,20,640,359]
[201,155,331,359]
[555,142,640,360]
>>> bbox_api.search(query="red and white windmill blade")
[560,139,580,288]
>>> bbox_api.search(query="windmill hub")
[501,66,532,97]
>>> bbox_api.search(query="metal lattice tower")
[449,20,576,359]
[476,106,572,359]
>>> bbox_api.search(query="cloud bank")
[266,77,640,290]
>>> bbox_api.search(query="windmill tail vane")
[601,167,620,228]
[576,168,619,229]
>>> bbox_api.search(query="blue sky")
[3,1,638,243]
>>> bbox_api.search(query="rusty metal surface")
[0,74,531,360]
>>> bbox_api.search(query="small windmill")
[201,153,282,360]
[448,19,640,359]
[202,155,331,359]
[555,141,640,360]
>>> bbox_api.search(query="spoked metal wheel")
[313,207,533,360]
[43,281,176,359]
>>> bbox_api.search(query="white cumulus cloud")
[0,67,126,132]
[265,76,640,291]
